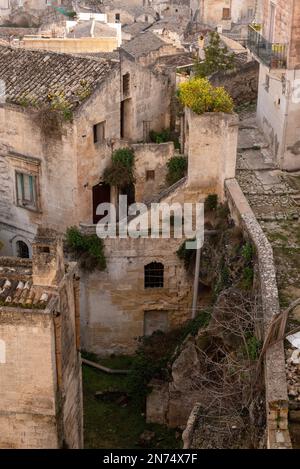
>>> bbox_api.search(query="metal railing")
[247,25,287,69]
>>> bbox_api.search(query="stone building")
[198,0,257,29]
[80,109,238,355]
[248,0,300,170]
[0,43,173,256]
[0,227,83,448]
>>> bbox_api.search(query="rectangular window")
[93,121,106,144]
[16,172,37,210]
[122,73,130,98]
[115,13,120,23]
[222,8,231,19]
[146,170,155,181]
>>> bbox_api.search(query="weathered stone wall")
[0,104,78,254]
[79,235,193,355]
[119,51,174,141]
[210,61,259,105]
[57,268,83,449]
[225,178,292,449]
[185,110,239,201]
[0,309,58,448]
[22,37,119,53]
[133,142,174,203]
[199,0,256,27]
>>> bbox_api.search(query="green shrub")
[166,156,187,186]
[103,148,135,188]
[245,334,262,360]
[241,242,254,263]
[205,194,218,211]
[149,129,181,149]
[66,226,106,272]
[178,77,234,115]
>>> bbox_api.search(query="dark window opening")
[16,240,30,259]
[146,170,155,181]
[144,262,164,289]
[93,121,106,144]
[122,73,130,97]
[115,13,120,23]
[39,246,50,254]
[120,183,135,209]
[222,8,231,19]
[92,182,111,224]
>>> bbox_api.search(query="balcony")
[247,25,287,69]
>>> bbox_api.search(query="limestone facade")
[255,0,300,170]
[0,228,83,449]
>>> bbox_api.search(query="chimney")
[32,227,65,287]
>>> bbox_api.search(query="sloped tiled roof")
[121,31,167,58]
[122,22,151,36]
[0,259,53,310]
[0,45,118,109]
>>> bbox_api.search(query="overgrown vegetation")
[82,354,180,449]
[65,226,106,272]
[204,194,218,211]
[149,129,180,149]
[178,78,234,115]
[166,156,188,186]
[127,311,211,403]
[47,89,73,122]
[194,31,235,78]
[103,148,135,189]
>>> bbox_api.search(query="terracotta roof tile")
[0,45,118,109]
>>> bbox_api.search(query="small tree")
[194,32,235,78]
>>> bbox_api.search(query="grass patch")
[82,355,180,449]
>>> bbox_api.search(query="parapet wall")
[225,178,291,449]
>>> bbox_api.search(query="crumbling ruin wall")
[225,178,292,449]
[210,61,259,106]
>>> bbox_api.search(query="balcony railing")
[247,25,287,69]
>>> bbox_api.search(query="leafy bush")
[66,226,106,272]
[178,78,234,115]
[149,129,180,149]
[103,148,135,189]
[166,156,187,186]
[194,31,235,78]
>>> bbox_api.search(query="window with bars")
[16,172,37,210]
[144,262,164,289]
[16,240,30,259]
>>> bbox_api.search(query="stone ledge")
[225,177,292,449]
